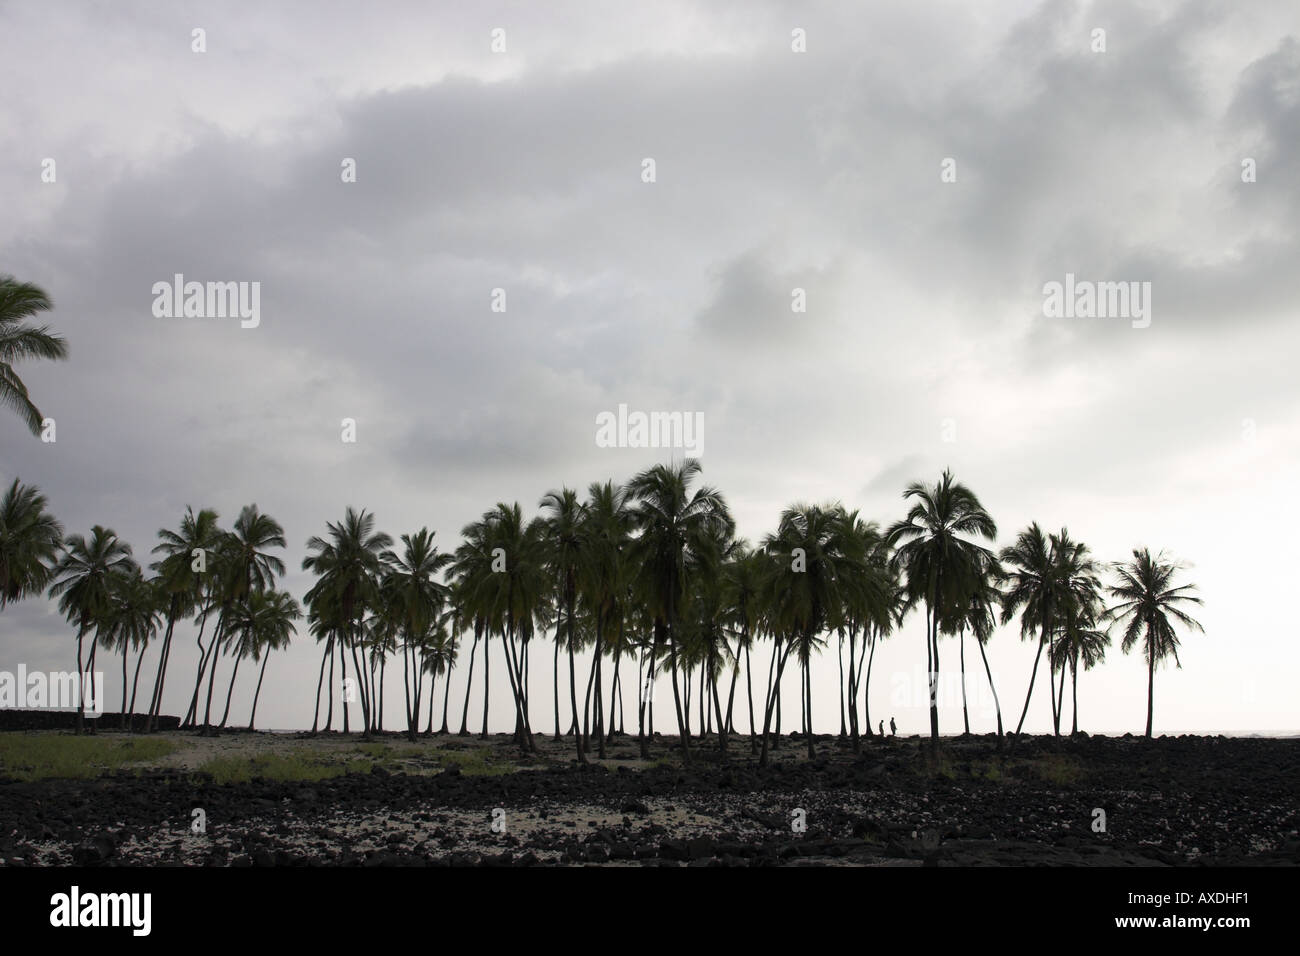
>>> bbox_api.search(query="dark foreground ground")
[2,731,1297,866]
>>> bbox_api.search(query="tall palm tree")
[1107,548,1204,738]
[0,276,68,436]
[720,543,768,752]
[382,528,453,741]
[0,478,63,608]
[626,459,734,763]
[302,508,392,739]
[539,487,587,758]
[1000,523,1058,736]
[835,514,892,753]
[760,503,865,762]
[1051,534,1105,735]
[203,505,286,734]
[1052,605,1109,736]
[578,480,632,759]
[148,507,221,731]
[100,568,161,729]
[887,470,997,751]
[463,503,547,753]
[48,526,138,733]
[242,589,300,730]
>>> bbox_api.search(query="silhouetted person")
[890,717,897,736]
[878,720,884,736]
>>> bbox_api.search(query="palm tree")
[148,507,221,731]
[1000,523,1059,736]
[835,514,892,753]
[1052,608,1109,735]
[302,508,392,739]
[48,526,138,733]
[305,589,343,733]
[1107,548,1204,738]
[0,276,68,436]
[760,504,865,762]
[242,589,300,730]
[887,470,997,751]
[1051,534,1106,735]
[0,478,63,609]
[100,568,161,729]
[382,528,453,740]
[720,543,767,752]
[203,505,286,734]
[578,480,632,759]
[959,560,1005,737]
[626,459,734,763]
[459,503,546,753]
[539,487,587,758]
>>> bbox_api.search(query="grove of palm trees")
[2,275,1211,750]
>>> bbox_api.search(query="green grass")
[432,747,511,776]
[1023,752,1084,786]
[0,732,178,782]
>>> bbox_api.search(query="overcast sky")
[3,0,1298,735]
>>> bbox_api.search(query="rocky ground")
[2,731,1297,866]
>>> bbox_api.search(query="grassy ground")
[0,732,181,781]
[0,729,1086,786]
[198,741,514,783]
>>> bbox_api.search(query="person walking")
[890,717,897,736]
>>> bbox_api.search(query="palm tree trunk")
[759,642,793,767]
[607,647,622,742]
[377,652,386,733]
[1145,639,1155,738]
[805,656,815,760]
[458,631,479,735]
[553,637,561,739]
[1071,657,1079,735]
[120,647,129,730]
[864,630,876,736]
[218,651,243,729]
[86,638,99,732]
[403,640,414,741]
[74,623,87,735]
[712,671,728,757]
[128,643,148,732]
[567,627,579,737]
[146,596,179,731]
[182,601,214,728]
[348,634,371,739]
[960,629,970,735]
[325,638,336,731]
[637,649,651,760]
[478,630,491,738]
[202,622,224,734]
[1054,659,1067,739]
[977,638,1003,737]
[1014,637,1046,735]
[838,634,846,738]
[746,643,757,753]
[426,669,438,735]
[249,653,270,730]
[440,656,453,733]
[668,636,691,763]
